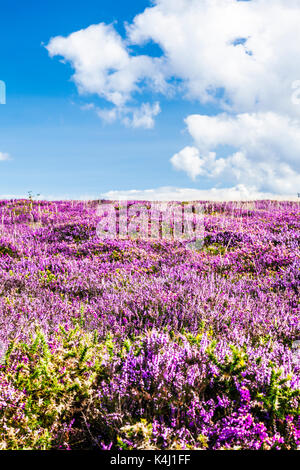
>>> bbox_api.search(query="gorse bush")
[0,326,299,450]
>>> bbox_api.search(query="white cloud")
[171,146,208,180]
[171,112,300,194]
[0,152,11,161]
[46,1,300,120]
[100,185,299,202]
[185,113,300,163]
[127,0,300,116]
[96,106,118,124]
[96,101,161,128]
[47,23,134,106]
[45,0,300,194]
[128,0,300,192]
[123,102,161,129]
[80,103,95,111]
[46,23,165,128]
[1,187,297,202]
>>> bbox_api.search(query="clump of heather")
[0,199,299,450]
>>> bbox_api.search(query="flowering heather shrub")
[0,238,19,258]
[0,199,299,450]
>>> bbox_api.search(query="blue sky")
[0,0,210,198]
[0,0,299,200]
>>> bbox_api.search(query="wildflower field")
[0,199,299,450]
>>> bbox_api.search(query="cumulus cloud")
[127,0,300,116]
[46,0,300,194]
[128,0,300,193]
[171,146,209,180]
[0,152,11,161]
[46,23,165,128]
[96,101,161,128]
[46,1,300,119]
[123,102,161,129]
[185,113,300,162]
[171,112,300,194]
